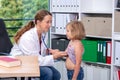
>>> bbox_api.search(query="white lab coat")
[10,27,54,66]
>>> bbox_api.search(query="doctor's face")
[39,15,52,32]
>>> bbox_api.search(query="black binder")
[117,0,120,8]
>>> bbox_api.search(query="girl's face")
[66,26,72,40]
[38,15,52,33]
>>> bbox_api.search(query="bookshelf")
[49,0,113,80]
[49,1,80,80]
[111,0,120,80]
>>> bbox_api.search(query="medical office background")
[0,0,120,80]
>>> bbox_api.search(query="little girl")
[49,20,86,80]
[65,20,86,80]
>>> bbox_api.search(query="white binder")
[100,67,110,80]
[93,66,100,80]
[86,65,94,80]
[51,0,56,12]
[115,41,120,65]
[76,0,81,12]
[55,14,64,34]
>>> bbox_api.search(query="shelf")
[51,11,79,13]
[114,64,120,67]
[50,0,113,80]
[51,32,66,35]
[115,8,120,10]
[86,35,111,39]
[81,11,112,14]
[113,32,120,40]
[83,61,111,67]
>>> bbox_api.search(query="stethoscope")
[41,34,50,55]
[41,34,49,49]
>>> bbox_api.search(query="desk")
[0,56,40,78]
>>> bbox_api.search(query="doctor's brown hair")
[14,10,52,43]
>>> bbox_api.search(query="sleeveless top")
[66,44,76,64]
[66,43,84,64]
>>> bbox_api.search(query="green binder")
[102,41,107,63]
[97,41,103,62]
[82,39,98,62]
[97,41,101,62]
[97,40,107,63]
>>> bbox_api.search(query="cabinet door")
[54,61,68,80]
[52,39,65,51]
[82,17,112,37]
[114,11,120,32]
[95,17,112,37]
[82,17,96,36]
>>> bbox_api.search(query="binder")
[100,41,103,62]
[82,39,98,62]
[106,41,112,64]
[66,14,78,23]
[51,0,56,12]
[102,41,107,63]
[66,0,71,12]
[115,41,120,65]
[51,14,56,33]
[93,66,100,80]
[97,41,101,62]
[76,0,81,12]
[72,0,77,12]
[114,68,118,80]
[82,63,87,80]
[114,68,120,80]
[86,65,94,80]
[117,0,120,8]
[97,40,107,63]
[118,70,120,80]
[55,14,64,34]
[62,0,66,12]
[63,14,67,34]
[59,0,62,11]
[100,67,110,80]
[55,0,60,12]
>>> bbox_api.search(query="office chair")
[0,18,17,80]
[0,18,13,55]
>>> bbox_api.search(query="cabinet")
[81,1,112,80]
[111,0,120,80]
[49,0,80,79]
[54,60,68,80]
[49,0,113,80]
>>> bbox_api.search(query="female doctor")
[10,9,67,80]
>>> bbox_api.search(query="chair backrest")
[0,19,13,55]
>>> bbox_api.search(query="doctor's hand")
[52,51,68,59]
[49,48,59,54]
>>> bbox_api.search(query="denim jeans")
[40,66,61,80]
[67,67,84,80]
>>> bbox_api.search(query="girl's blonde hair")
[14,9,52,43]
[66,20,86,40]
